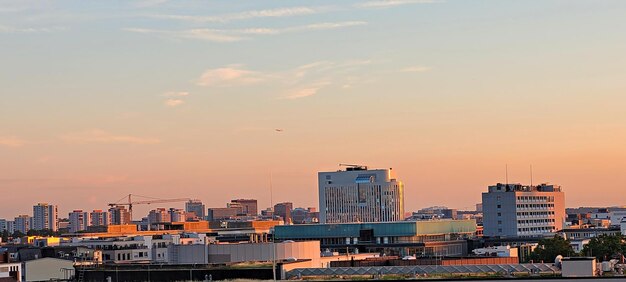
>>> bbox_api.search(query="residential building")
[68,210,90,233]
[482,183,566,238]
[230,199,258,216]
[0,219,7,233]
[275,220,476,257]
[207,207,241,221]
[14,215,32,234]
[90,210,109,227]
[148,208,171,224]
[291,207,319,224]
[185,199,205,219]
[33,203,58,231]
[109,206,131,225]
[621,220,626,235]
[168,208,186,222]
[557,226,622,240]
[274,202,293,224]
[318,166,404,223]
[0,262,22,281]
[6,221,15,234]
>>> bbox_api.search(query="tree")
[1,230,8,242]
[528,235,575,263]
[581,234,626,261]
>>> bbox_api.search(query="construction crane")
[108,194,191,221]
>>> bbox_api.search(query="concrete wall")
[208,241,320,265]
[561,258,596,277]
[23,258,73,282]
[167,244,208,264]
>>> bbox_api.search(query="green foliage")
[581,234,626,261]
[26,229,62,237]
[11,230,25,238]
[528,235,575,263]
[1,230,8,242]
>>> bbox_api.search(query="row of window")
[516,211,555,216]
[516,203,554,209]
[517,219,555,224]
[517,226,555,232]
[516,196,555,202]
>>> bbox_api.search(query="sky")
[1,0,626,219]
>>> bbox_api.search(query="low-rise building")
[0,262,21,281]
[471,245,518,257]
[557,227,622,240]
[275,220,476,257]
[561,257,597,277]
[207,241,320,265]
[22,257,73,282]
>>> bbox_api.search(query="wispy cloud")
[125,21,366,42]
[61,129,161,144]
[283,82,331,100]
[163,91,189,97]
[400,66,431,72]
[0,136,26,147]
[124,27,245,42]
[0,25,63,34]
[197,66,270,86]
[197,60,375,99]
[357,0,440,8]
[164,99,184,107]
[149,6,327,23]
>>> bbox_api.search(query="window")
[497,205,501,209]
[497,212,501,216]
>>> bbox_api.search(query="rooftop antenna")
[505,164,509,185]
[530,164,533,187]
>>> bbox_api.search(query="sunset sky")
[2,0,626,219]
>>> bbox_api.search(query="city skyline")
[3,1,626,219]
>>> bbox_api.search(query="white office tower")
[69,210,90,233]
[33,203,58,231]
[482,183,566,238]
[318,166,404,223]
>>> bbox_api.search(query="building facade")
[230,199,258,216]
[109,206,131,225]
[69,210,90,233]
[33,203,58,231]
[319,166,404,223]
[185,199,206,219]
[14,215,32,234]
[275,220,476,257]
[274,202,293,224]
[90,210,109,227]
[482,183,566,238]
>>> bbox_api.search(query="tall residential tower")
[33,203,58,231]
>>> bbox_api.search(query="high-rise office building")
[274,202,293,224]
[109,206,131,225]
[90,210,109,226]
[14,215,32,234]
[482,183,566,237]
[69,210,90,233]
[185,199,206,219]
[231,199,258,216]
[33,203,58,231]
[318,166,405,223]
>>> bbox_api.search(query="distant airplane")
[275,129,284,132]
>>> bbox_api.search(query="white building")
[482,183,565,237]
[89,210,109,227]
[33,203,58,231]
[471,245,518,257]
[22,258,74,282]
[621,220,626,235]
[590,210,626,226]
[0,262,22,281]
[69,210,90,233]
[318,166,404,223]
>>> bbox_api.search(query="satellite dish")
[555,255,563,269]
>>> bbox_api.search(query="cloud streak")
[356,0,440,8]
[149,6,327,23]
[60,129,161,144]
[0,136,26,147]
[125,21,366,42]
